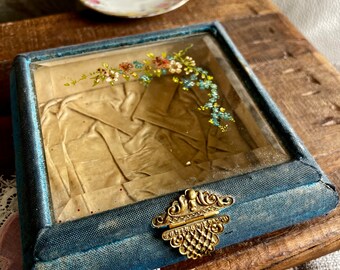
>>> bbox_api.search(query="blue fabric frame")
[10,22,338,269]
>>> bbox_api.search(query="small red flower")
[153,57,170,68]
[119,62,133,72]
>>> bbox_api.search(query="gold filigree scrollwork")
[152,189,234,259]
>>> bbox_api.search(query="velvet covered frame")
[10,22,338,269]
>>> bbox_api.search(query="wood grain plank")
[251,52,340,159]
[224,13,314,63]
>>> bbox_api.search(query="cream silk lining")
[39,77,288,222]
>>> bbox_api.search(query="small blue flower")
[182,78,195,89]
[211,114,220,126]
[190,74,198,81]
[140,75,151,85]
[210,83,217,90]
[206,80,213,87]
[198,80,205,90]
[221,113,233,121]
[162,69,167,75]
[211,89,219,99]
[198,80,213,90]
[133,61,144,69]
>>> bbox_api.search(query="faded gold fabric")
[39,77,287,222]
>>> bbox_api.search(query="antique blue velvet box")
[10,22,338,269]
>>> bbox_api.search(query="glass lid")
[31,33,290,223]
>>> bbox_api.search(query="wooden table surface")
[1,0,339,269]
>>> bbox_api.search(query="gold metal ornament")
[152,189,234,259]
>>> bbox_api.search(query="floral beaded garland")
[65,45,234,131]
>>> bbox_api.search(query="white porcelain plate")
[80,0,190,18]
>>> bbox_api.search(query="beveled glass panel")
[31,34,290,223]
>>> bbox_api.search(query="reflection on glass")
[31,34,290,223]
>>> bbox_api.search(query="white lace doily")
[0,175,18,229]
